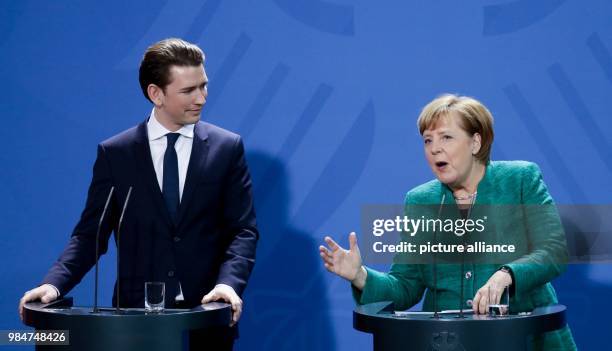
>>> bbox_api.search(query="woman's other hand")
[472,269,513,314]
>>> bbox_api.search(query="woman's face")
[422,113,481,188]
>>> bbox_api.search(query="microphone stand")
[457,193,477,319]
[115,187,133,313]
[93,186,115,314]
[432,193,446,319]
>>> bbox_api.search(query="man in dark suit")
[19,38,258,349]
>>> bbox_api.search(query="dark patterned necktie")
[163,133,180,223]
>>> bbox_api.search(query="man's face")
[155,65,208,128]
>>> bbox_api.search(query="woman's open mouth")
[435,161,448,170]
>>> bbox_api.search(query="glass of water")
[145,282,165,313]
[488,284,509,317]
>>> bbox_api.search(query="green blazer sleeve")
[352,264,425,310]
[504,162,569,297]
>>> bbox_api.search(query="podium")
[354,302,567,351]
[23,297,231,351]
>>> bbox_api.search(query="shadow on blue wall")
[554,209,612,350]
[237,151,335,351]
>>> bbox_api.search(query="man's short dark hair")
[139,38,205,102]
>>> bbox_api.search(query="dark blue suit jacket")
[42,119,259,308]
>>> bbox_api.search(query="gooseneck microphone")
[93,186,115,314]
[115,187,133,313]
[432,193,446,319]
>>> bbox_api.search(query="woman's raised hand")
[319,232,367,289]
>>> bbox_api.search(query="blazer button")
[465,271,472,279]
[168,270,175,277]
[173,236,181,242]
[466,299,473,307]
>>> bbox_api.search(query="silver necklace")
[453,191,477,201]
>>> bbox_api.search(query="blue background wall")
[1,0,611,349]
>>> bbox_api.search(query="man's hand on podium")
[201,284,242,327]
[19,284,59,321]
[319,232,368,290]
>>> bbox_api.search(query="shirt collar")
[147,107,195,141]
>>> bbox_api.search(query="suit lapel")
[176,121,209,227]
[134,120,174,227]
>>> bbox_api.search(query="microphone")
[93,186,115,314]
[115,186,133,313]
[432,193,446,319]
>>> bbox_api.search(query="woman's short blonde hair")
[417,94,494,164]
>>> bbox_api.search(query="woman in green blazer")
[320,94,577,350]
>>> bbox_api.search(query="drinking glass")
[145,282,165,313]
[487,284,509,317]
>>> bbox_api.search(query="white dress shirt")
[147,108,194,200]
